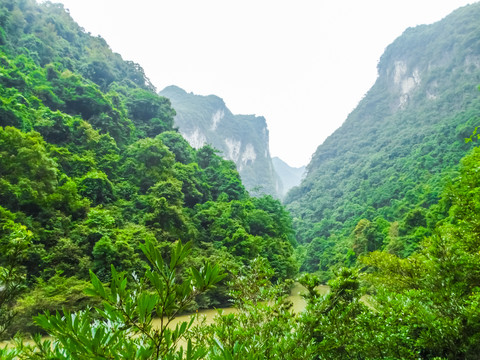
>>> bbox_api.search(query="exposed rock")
[159,85,281,197]
[285,2,480,244]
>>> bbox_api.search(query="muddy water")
[1,282,329,348]
[153,282,330,329]
[289,282,330,313]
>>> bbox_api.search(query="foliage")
[285,2,480,277]
[191,258,306,360]
[8,274,96,336]
[0,207,31,337]
[5,1,480,358]
[4,240,225,359]
[6,144,480,358]
[0,0,297,341]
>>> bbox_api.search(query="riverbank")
[0,282,330,349]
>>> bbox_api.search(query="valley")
[1,0,480,358]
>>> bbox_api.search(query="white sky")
[47,0,475,167]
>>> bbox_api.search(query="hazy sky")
[48,0,474,167]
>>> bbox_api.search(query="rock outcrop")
[159,86,282,197]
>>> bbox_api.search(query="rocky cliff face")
[159,86,282,197]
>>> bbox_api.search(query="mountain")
[0,0,297,338]
[4,1,480,357]
[272,157,305,198]
[285,3,480,272]
[159,85,282,197]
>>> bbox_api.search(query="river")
[152,282,330,329]
[0,282,329,348]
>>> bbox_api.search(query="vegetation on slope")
[2,1,480,358]
[4,147,480,358]
[285,2,480,278]
[0,0,296,339]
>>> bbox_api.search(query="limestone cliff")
[159,86,282,197]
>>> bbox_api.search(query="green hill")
[285,2,480,274]
[0,0,296,338]
[4,1,480,358]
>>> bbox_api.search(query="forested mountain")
[0,0,296,339]
[4,0,480,358]
[271,157,305,199]
[159,85,282,197]
[285,2,480,275]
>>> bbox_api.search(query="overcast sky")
[48,0,475,167]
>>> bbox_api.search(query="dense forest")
[2,0,480,359]
[0,0,296,344]
[285,2,480,280]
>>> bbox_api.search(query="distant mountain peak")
[159,86,282,197]
[271,157,306,199]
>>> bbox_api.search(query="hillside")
[4,1,480,358]
[159,85,282,197]
[0,0,296,339]
[285,3,480,272]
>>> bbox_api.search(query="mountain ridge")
[159,85,283,197]
[0,0,297,338]
[285,2,480,272]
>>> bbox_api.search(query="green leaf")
[88,269,107,299]
[138,292,158,323]
[191,267,204,289]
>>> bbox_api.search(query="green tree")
[7,239,225,359]
[351,218,383,256]
[296,268,368,359]
[158,131,196,165]
[77,170,116,206]
[122,136,175,193]
[193,258,304,360]
[173,163,207,207]
[0,126,58,213]
[125,88,175,138]
[0,206,31,338]
[144,178,187,238]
